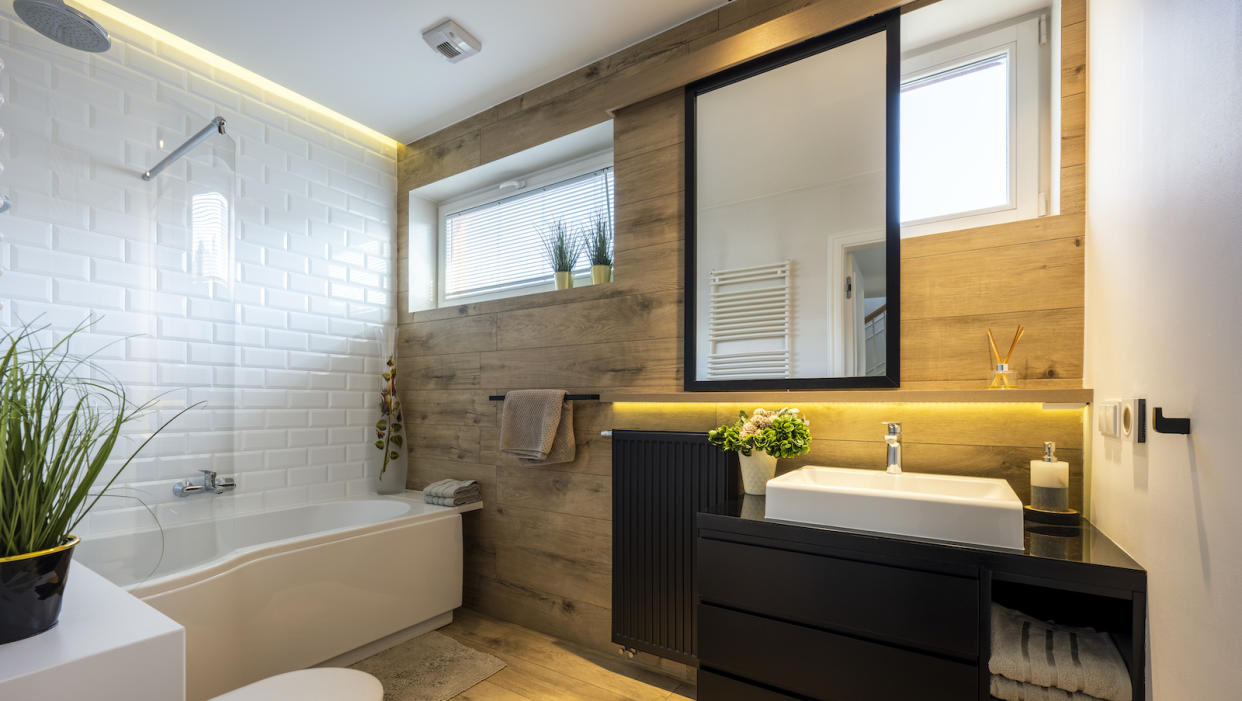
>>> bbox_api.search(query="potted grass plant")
[0,320,193,644]
[583,210,613,285]
[540,219,583,290]
[708,408,812,495]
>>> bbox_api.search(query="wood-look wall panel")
[902,214,1082,259]
[613,191,682,253]
[902,307,1084,383]
[1061,20,1088,98]
[403,352,481,389]
[480,338,680,391]
[1061,92,1087,168]
[612,91,685,162]
[1060,164,1087,215]
[464,576,613,651]
[396,0,1089,660]
[497,465,611,520]
[613,142,684,207]
[400,314,498,355]
[707,403,1083,450]
[407,424,482,463]
[402,390,496,427]
[496,292,678,350]
[902,236,1084,320]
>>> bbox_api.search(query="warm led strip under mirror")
[70,0,401,148]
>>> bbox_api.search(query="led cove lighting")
[72,0,400,148]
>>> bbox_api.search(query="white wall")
[0,9,398,533]
[1084,1,1242,698]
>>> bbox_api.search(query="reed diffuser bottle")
[987,325,1025,389]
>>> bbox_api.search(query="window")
[437,154,614,304]
[900,14,1048,236]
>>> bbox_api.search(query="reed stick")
[1003,324,1025,364]
[986,329,1002,365]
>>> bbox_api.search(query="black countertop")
[698,495,1146,596]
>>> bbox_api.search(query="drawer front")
[699,604,978,701]
[699,537,979,658]
[698,669,800,701]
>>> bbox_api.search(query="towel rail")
[488,393,600,401]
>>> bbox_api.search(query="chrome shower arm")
[142,116,227,181]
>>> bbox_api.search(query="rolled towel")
[991,674,1111,701]
[422,479,481,506]
[989,604,1131,701]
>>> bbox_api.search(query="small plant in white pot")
[540,220,583,291]
[583,210,613,285]
[708,408,812,495]
[0,320,194,643]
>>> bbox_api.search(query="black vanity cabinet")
[696,501,1147,701]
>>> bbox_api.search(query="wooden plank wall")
[394,0,1089,662]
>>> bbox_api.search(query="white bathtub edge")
[313,611,455,669]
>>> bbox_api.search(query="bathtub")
[76,493,479,701]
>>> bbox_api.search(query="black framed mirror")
[684,10,900,391]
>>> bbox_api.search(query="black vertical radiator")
[611,430,739,665]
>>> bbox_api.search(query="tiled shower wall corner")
[0,9,398,533]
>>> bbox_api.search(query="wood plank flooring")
[440,609,695,701]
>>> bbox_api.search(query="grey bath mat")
[350,631,506,701]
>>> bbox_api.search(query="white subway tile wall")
[0,10,399,534]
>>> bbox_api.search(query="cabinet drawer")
[699,669,800,701]
[699,604,978,701]
[698,538,979,658]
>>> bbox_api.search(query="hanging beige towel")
[499,390,576,465]
[989,604,1132,701]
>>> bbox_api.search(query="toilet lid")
[211,668,383,701]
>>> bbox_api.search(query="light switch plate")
[1097,401,1121,437]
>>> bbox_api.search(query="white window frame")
[900,14,1049,238]
[435,149,614,307]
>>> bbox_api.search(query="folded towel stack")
[423,479,481,507]
[989,604,1132,701]
[499,389,576,465]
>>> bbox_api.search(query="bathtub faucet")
[173,469,237,497]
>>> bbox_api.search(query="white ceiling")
[103,0,727,144]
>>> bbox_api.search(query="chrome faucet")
[173,469,236,497]
[883,422,902,475]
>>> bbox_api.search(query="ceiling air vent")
[422,19,481,63]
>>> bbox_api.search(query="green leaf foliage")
[706,407,812,460]
[1,319,198,557]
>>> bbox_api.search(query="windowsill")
[409,278,627,322]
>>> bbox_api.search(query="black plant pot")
[0,536,79,645]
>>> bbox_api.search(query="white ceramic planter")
[738,451,778,495]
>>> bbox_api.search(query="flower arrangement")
[708,407,812,459]
[374,351,404,478]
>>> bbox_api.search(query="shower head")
[13,0,111,53]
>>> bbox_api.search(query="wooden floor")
[440,609,696,701]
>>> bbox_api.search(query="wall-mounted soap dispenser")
[1024,441,1080,526]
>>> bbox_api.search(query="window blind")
[444,167,614,299]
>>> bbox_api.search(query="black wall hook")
[1152,407,1191,435]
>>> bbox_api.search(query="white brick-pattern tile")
[0,10,399,533]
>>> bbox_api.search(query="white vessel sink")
[764,466,1025,550]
